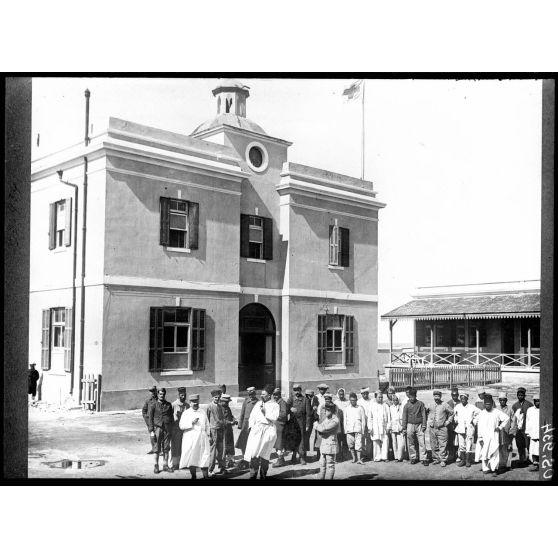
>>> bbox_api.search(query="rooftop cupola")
[213,79,250,117]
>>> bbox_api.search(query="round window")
[249,146,264,168]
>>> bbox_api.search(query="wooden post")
[430,326,435,366]
[476,327,480,365]
[467,366,471,387]
[430,367,434,389]
[527,327,532,368]
[389,319,395,364]
[449,367,453,390]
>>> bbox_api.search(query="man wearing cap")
[525,395,540,471]
[334,388,350,460]
[179,394,211,479]
[453,393,479,468]
[511,387,533,465]
[169,387,189,470]
[473,387,488,464]
[368,392,391,462]
[207,389,226,476]
[316,383,329,408]
[285,384,312,465]
[344,392,367,463]
[306,389,320,459]
[358,387,374,461]
[388,395,405,461]
[236,387,259,462]
[272,388,288,468]
[315,394,338,460]
[244,385,280,479]
[401,388,428,465]
[142,386,158,454]
[427,390,454,467]
[220,394,238,469]
[314,401,340,480]
[446,388,460,463]
[28,363,40,405]
[476,394,510,477]
[497,392,514,470]
[148,388,174,474]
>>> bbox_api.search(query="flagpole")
[361,79,365,180]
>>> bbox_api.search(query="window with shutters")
[52,308,66,349]
[240,214,273,261]
[49,198,72,250]
[317,314,355,367]
[149,306,206,374]
[41,307,73,371]
[55,202,66,248]
[160,197,199,251]
[329,223,350,267]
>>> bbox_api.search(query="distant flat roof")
[381,292,540,320]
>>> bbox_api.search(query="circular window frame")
[245,141,269,173]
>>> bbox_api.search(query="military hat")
[317,383,329,389]
[273,387,281,395]
[293,384,302,390]
[211,389,221,397]
[221,394,231,401]
[433,390,442,396]
[305,389,314,395]
[484,393,494,402]
[189,394,200,402]
[498,391,507,399]
[247,386,256,393]
[517,387,527,394]
[149,385,157,393]
[177,387,186,393]
[360,387,370,394]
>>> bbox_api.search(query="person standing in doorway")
[142,386,158,454]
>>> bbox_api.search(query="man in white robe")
[358,387,374,460]
[368,392,391,461]
[454,393,479,468]
[475,394,510,477]
[179,394,211,479]
[388,395,405,461]
[244,387,279,479]
[525,395,540,472]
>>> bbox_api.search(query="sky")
[31,78,542,345]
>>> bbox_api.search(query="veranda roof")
[381,292,540,321]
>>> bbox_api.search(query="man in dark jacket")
[142,386,158,454]
[235,386,259,463]
[272,387,289,467]
[285,384,313,465]
[148,388,174,474]
[207,389,226,475]
[401,388,428,465]
[511,387,533,464]
[220,393,237,469]
[28,363,40,404]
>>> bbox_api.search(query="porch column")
[476,327,480,365]
[527,327,532,368]
[389,319,395,364]
[430,326,435,365]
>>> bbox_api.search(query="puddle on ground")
[42,459,106,469]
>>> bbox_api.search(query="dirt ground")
[28,384,539,481]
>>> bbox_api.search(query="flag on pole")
[342,79,363,100]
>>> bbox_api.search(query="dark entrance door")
[501,319,516,366]
[238,303,276,391]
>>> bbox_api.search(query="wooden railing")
[390,349,539,369]
[389,365,502,390]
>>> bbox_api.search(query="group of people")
[141,381,540,480]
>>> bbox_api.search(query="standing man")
[220,394,237,470]
[474,387,488,464]
[148,388,174,474]
[344,392,367,464]
[314,402,340,480]
[306,389,320,460]
[446,387,460,463]
[401,388,428,466]
[358,387,374,461]
[525,394,540,472]
[385,386,397,406]
[316,383,329,408]
[497,392,514,471]
[285,384,312,465]
[389,395,405,462]
[368,392,391,462]
[427,390,454,467]
[142,386,158,454]
[476,394,510,477]
[179,394,211,479]
[28,363,40,405]
[236,386,259,463]
[272,387,288,468]
[207,389,226,476]
[454,393,479,468]
[244,385,280,479]
[169,387,189,470]
[334,388,350,460]
[511,387,533,465]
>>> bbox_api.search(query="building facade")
[30,80,385,410]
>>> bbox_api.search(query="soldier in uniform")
[272,387,288,468]
[446,387,460,463]
[148,388,174,474]
[285,384,313,465]
[207,389,226,476]
[142,386,158,454]
[220,393,238,469]
[169,387,189,470]
[236,386,259,464]
[305,389,320,460]
[28,363,40,405]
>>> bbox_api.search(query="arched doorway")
[238,303,276,391]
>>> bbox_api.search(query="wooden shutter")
[318,314,327,366]
[187,201,199,250]
[191,308,206,371]
[64,307,72,372]
[263,216,273,260]
[41,309,51,370]
[64,197,72,247]
[345,315,354,365]
[48,203,56,250]
[240,214,250,257]
[149,307,164,371]
[159,197,170,246]
[329,225,335,264]
[340,227,350,267]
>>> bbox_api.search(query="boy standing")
[344,392,366,464]
[314,402,340,480]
